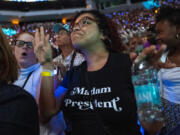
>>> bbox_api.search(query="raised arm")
[134,44,176,69]
[34,26,66,123]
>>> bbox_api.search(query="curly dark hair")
[156,6,180,26]
[71,10,123,53]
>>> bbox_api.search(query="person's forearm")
[39,62,60,122]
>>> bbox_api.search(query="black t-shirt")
[0,83,39,135]
[61,52,140,135]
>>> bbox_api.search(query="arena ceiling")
[0,0,88,23]
[0,0,86,11]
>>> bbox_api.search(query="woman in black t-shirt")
[36,10,141,135]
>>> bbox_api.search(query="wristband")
[41,70,54,77]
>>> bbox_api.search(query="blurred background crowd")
[0,0,180,135]
[1,0,179,58]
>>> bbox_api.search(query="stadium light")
[11,19,19,25]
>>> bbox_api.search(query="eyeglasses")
[15,40,33,49]
[70,17,97,32]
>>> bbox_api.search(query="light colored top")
[14,63,41,98]
[158,52,180,104]
[14,63,66,135]
[53,50,85,71]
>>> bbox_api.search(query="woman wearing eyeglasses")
[13,32,66,135]
[37,10,141,135]
[14,32,37,69]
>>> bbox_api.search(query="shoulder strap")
[70,51,76,70]
[22,71,34,89]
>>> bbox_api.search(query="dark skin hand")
[133,44,176,69]
[140,119,164,135]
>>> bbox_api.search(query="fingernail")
[172,63,176,67]
[162,44,167,50]
[134,58,139,64]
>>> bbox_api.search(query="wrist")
[41,69,54,77]
[42,62,54,70]
[134,52,146,64]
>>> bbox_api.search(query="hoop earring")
[104,38,113,49]
[106,38,112,45]
[176,33,180,39]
